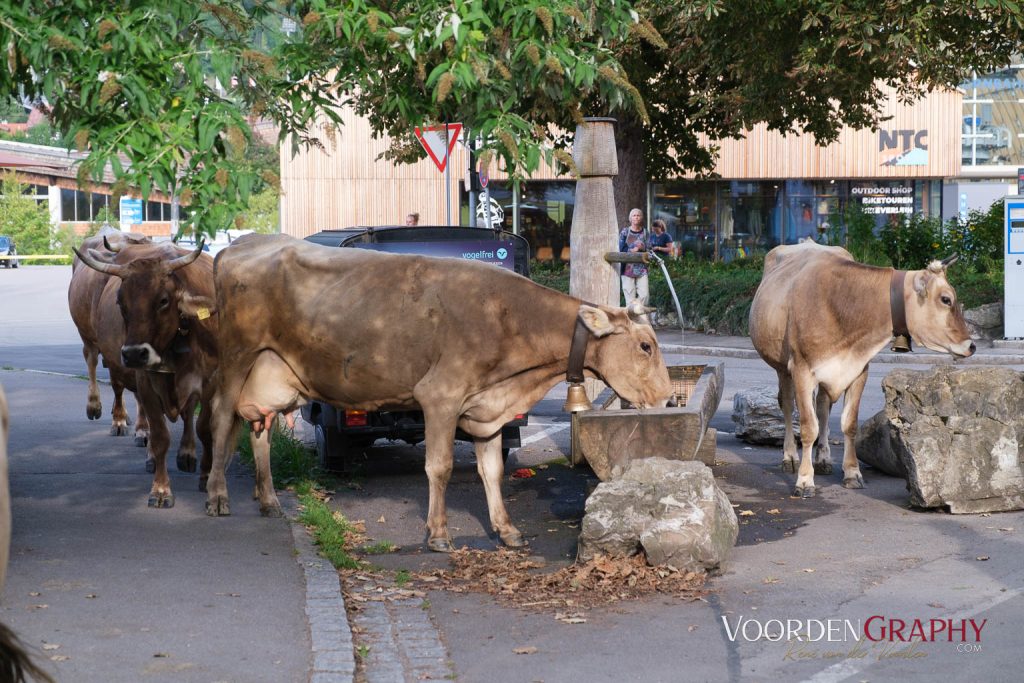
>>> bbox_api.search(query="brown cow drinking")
[749,240,975,497]
[73,241,218,508]
[204,234,673,551]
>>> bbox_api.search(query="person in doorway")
[650,219,674,258]
[618,207,649,306]
[405,212,420,226]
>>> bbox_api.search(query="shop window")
[652,181,715,260]
[517,181,574,262]
[719,182,782,261]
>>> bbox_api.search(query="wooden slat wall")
[281,85,961,237]
[699,86,961,179]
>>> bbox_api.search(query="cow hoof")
[500,532,527,548]
[87,405,102,420]
[145,457,155,474]
[427,538,454,553]
[793,484,816,499]
[814,462,833,475]
[782,460,797,474]
[110,423,128,436]
[206,497,231,517]
[176,452,197,473]
[260,504,284,518]
[843,474,865,489]
[135,435,148,448]
[148,492,175,509]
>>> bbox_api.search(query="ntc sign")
[879,129,928,166]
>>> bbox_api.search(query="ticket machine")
[1005,197,1024,338]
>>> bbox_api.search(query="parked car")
[0,236,18,268]
[300,225,531,470]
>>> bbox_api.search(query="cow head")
[578,303,673,408]
[72,243,207,369]
[906,257,976,358]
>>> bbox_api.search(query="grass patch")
[359,541,399,555]
[395,569,412,587]
[236,423,363,570]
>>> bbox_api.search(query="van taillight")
[344,410,368,427]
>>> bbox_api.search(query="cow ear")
[578,305,616,338]
[178,292,216,320]
[912,270,932,299]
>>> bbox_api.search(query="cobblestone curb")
[347,589,452,683]
[281,494,356,683]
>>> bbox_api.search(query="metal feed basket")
[669,365,704,407]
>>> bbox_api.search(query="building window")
[961,64,1024,167]
[652,181,716,260]
[60,188,113,222]
[517,181,574,262]
[719,182,783,261]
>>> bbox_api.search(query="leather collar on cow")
[566,315,590,384]
[889,269,913,352]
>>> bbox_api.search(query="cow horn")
[73,246,124,276]
[103,235,122,253]
[940,253,959,268]
[166,240,205,271]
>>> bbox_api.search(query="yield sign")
[414,123,462,172]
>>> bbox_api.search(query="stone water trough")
[572,363,725,480]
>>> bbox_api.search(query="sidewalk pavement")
[655,328,1024,365]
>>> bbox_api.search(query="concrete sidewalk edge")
[659,343,1024,365]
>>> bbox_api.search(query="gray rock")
[963,303,1003,340]
[870,367,1024,513]
[732,385,801,445]
[578,460,738,573]
[854,410,908,477]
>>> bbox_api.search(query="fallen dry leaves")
[405,548,707,613]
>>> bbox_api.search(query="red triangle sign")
[414,123,462,172]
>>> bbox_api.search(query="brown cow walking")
[204,234,672,551]
[68,227,152,444]
[73,242,218,508]
[749,240,975,497]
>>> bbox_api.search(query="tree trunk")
[611,117,649,230]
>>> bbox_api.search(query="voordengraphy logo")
[721,615,987,661]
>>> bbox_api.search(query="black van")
[299,225,531,470]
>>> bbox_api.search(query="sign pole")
[445,122,452,226]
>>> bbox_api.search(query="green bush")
[878,213,946,269]
[650,256,763,335]
[529,259,570,293]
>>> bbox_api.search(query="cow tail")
[0,621,54,683]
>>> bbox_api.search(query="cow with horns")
[749,240,975,497]
[203,234,673,550]
[68,227,152,444]
[72,240,218,508]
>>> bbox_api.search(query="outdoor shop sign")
[352,239,514,270]
[850,186,914,215]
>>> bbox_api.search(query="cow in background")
[73,242,218,508]
[0,384,54,682]
[204,234,672,551]
[68,227,151,444]
[749,240,975,497]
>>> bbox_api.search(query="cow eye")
[158,295,170,309]
[640,342,652,354]
[940,295,952,306]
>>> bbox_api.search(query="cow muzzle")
[121,343,162,369]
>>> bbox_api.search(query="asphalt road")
[1,266,310,683]
[3,265,1024,682]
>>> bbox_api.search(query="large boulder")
[862,367,1024,513]
[853,410,908,478]
[578,460,738,573]
[963,303,1003,340]
[732,385,800,445]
